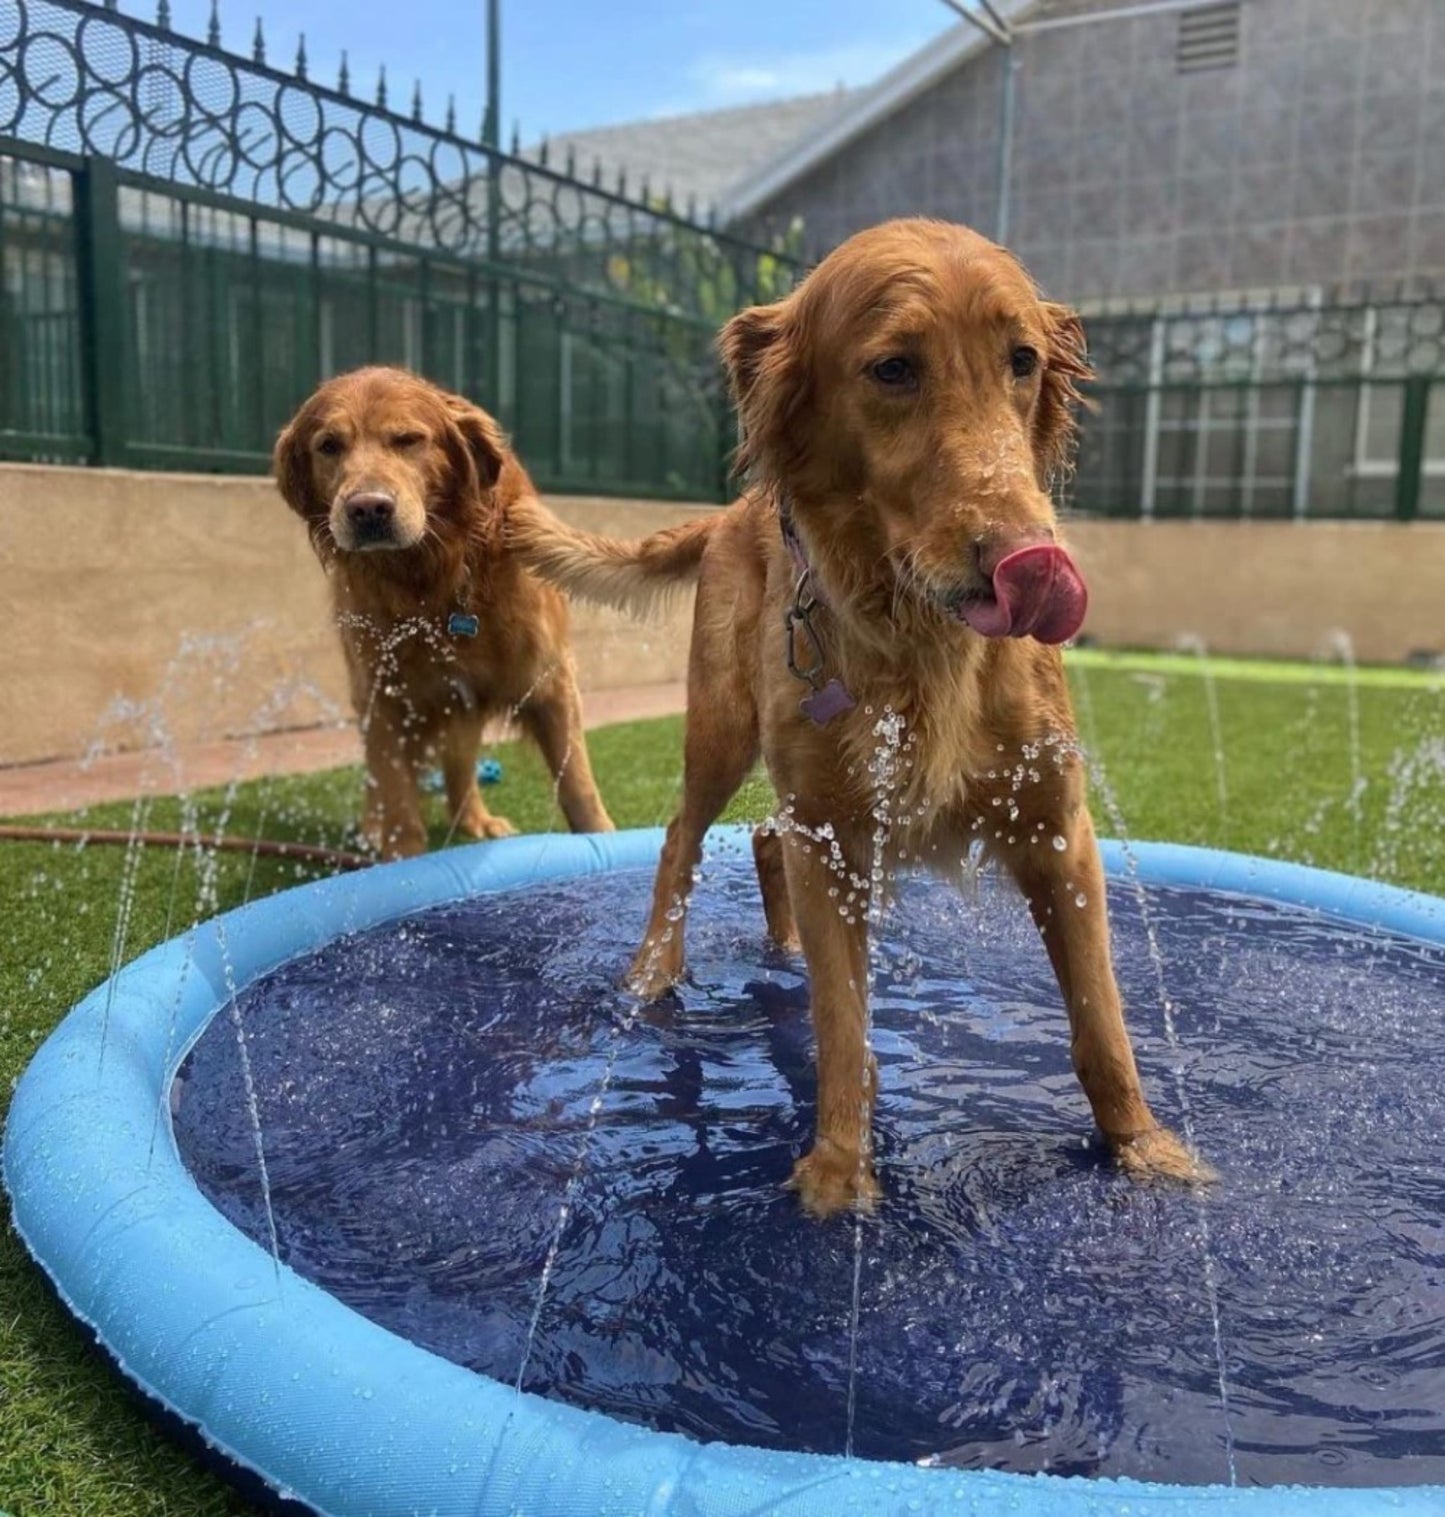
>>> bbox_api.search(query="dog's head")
[719,219,1092,644]
[273,367,507,559]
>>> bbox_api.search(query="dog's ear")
[273,406,324,524]
[1034,302,1094,485]
[441,392,507,495]
[717,299,801,481]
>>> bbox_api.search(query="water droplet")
[1051,834,1068,851]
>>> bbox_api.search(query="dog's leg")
[361,710,426,860]
[441,715,516,841]
[752,824,799,951]
[1001,807,1215,1184]
[781,823,881,1217]
[520,673,614,834]
[626,694,758,1000]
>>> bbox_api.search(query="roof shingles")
[523,89,859,216]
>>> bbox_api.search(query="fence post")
[73,156,127,467]
[714,382,735,503]
[485,171,503,417]
[1395,377,1428,521]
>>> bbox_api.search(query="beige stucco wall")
[0,463,706,768]
[1065,519,1445,664]
[1,460,1441,768]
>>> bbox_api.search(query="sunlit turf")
[2,656,1443,1515]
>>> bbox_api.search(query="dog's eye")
[315,435,344,457]
[1010,346,1039,379]
[870,356,914,387]
[390,431,426,449]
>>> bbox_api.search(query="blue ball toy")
[420,757,503,793]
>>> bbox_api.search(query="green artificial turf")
[2,657,1443,1515]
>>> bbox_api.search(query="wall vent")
[1177,2,1241,73]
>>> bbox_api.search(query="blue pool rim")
[6,826,1445,1517]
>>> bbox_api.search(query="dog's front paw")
[1112,1126,1217,1186]
[354,823,384,858]
[785,1141,881,1219]
[360,821,425,860]
[461,810,518,841]
[623,937,684,1001]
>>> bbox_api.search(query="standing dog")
[510,220,1211,1215]
[275,367,613,859]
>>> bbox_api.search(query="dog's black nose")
[345,492,396,532]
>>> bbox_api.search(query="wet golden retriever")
[510,219,1211,1216]
[275,367,613,859]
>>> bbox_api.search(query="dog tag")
[448,612,480,638]
[799,678,856,725]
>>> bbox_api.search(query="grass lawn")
[2,657,1443,1515]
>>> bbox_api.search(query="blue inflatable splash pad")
[6,826,1445,1515]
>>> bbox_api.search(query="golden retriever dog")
[509,219,1211,1216]
[275,367,613,859]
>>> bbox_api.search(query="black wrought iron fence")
[3,0,1440,518]
[0,0,802,498]
[1071,293,1445,522]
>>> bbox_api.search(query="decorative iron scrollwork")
[0,0,803,316]
[1084,297,1444,388]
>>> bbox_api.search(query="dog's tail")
[508,493,717,614]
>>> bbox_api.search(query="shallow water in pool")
[175,854,1445,1487]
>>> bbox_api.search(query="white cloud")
[654,30,942,115]
[704,65,789,95]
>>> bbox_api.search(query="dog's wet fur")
[275,367,613,858]
[509,219,1213,1215]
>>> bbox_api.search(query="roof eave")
[714,0,1040,226]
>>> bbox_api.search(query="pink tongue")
[960,544,1088,644]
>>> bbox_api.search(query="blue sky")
[158,0,958,139]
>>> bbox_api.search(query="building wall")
[2,464,1441,769]
[742,0,1445,300]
